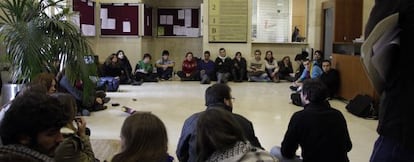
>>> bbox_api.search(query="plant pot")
[1,83,23,106]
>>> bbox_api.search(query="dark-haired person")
[215,48,233,83]
[116,50,133,83]
[0,92,70,161]
[320,60,339,98]
[197,108,278,162]
[176,83,262,162]
[134,53,158,84]
[290,59,323,91]
[313,50,324,68]
[248,49,270,82]
[177,52,198,81]
[264,50,280,83]
[277,56,295,82]
[112,112,173,162]
[102,54,124,83]
[198,51,215,84]
[293,52,307,81]
[271,79,352,162]
[156,50,175,81]
[52,93,96,162]
[32,72,57,94]
[232,52,247,82]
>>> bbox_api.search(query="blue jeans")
[370,136,414,162]
[270,146,302,162]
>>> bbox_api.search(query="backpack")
[239,147,279,162]
[346,94,377,119]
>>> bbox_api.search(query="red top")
[182,59,197,74]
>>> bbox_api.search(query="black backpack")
[346,94,377,119]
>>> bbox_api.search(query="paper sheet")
[81,24,95,36]
[186,28,199,37]
[158,26,165,36]
[123,21,131,32]
[166,15,173,25]
[107,18,116,30]
[100,8,108,19]
[160,15,167,25]
[173,25,184,35]
[72,14,80,28]
[178,10,185,19]
[87,1,93,6]
[185,9,192,27]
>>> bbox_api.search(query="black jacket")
[281,102,352,162]
[320,69,340,97]
[214,57,233,73]
[176,103,262,162]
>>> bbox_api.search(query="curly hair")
[0,92,69,145]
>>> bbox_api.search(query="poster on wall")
[208,0,248,43]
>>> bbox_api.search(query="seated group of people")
[0,80,352,162]
[101,48,299,85]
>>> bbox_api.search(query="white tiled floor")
[86,81,378,162]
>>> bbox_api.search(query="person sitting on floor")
[102,53,125,84]
[277,56,295,82]
[320,60,340,98]
[112,112,173,162]
[247,49,270,82]
[134,53,158,83]
[264,50,280,83]
[198,51,215,84]
[214,48,233,83]
[232,51,247,82]
[177,52,198,81]
[290,59,323,91]
[155,50,175,81]
[0,92,69,161]
[271,79,352,162]
[116,50,133,84]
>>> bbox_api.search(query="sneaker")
[81,109,91,116]
[289,86,298,91]
[91,105,107,112]
[131,80,143,86]
[103,97,111,103]
[96,90,106,98]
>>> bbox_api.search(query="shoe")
[91,105,107,112]
[289,86,298,91]
[131,80,143,86]
[81,109,91,116]
[96,90,106,98]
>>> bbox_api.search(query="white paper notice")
[185,9,192,27]
[101,19,108,29]
[123,21,131,33]
[107,18,116,30]
[72,14,80,28]
[87,1,93,6]
[186,28,199,37]
[81,24,95,36]
[100,8,108,19]
[160,15,167,25]
[173,25,184,35]
[178,10,185,19]
[166,15,173,25]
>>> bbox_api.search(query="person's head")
[235,51,242,59]
[265,50,273,62]
[300,79,329,105]
[314,50,324,61]
[106,53,118,65]
[204,51,211,60]
[50,93,77,122]
[254,49,262,60]
[196,108,245,161]
[162,50,170,60]
[0,92,69,156]
[32,72,57,94]
[322,60,332,73]
[219,48,226,57]
[185,52,194,61]
[205,84,233,111]
[112,112,168,162]
[303,59,311,70]
[142,53,152,63]
[282,56,291,64]
[294,53,305,64]
[117,50,125,59]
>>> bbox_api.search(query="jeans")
[216,72,230,83]
[370,136,414,162]
[270,146,302,162]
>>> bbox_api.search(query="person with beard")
[0,92,69,161]
[176,83,262,162]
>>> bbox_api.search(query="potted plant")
[0,0,96,104]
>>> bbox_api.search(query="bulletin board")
[100,3,139,36]
[72,0,95,36]
[157,8,200,37]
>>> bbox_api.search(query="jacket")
[176,103,262,162]
[281,102,352,162]
[54,129,96,162]
[0,144,54,162]
[214,57,233,73]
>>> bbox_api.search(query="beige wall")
[83,0,375,70]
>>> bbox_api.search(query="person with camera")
[52,93,97,162]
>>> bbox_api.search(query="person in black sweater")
[214,48,233,83]
[278,56,295,82]
[271,79,352,162]
[320,60,339,98]
[232,51,247,82]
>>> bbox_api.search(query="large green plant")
[0,0,97,101]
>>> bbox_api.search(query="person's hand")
[75,117,87,137]
[96,97,103,104]
[185,73,191,77]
